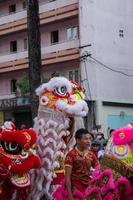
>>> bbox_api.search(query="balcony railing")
[0,39,79,63]
[0,0,78,25]
[0,97,31,110]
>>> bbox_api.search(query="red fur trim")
[115,177,133,197]
[73,190,84,200]
[85,187,102,200]
[0,155,40,174]
[53,180,84,200]
[0,129,37,149]
[51,172,64,185]
[103,192,114,200]
[0,164,9,182]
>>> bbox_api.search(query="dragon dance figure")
[0,122,40,200]
[27,77,88,200]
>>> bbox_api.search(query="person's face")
[91,144,100,151]
[77,133,92,149]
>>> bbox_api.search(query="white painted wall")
[79,0,133,102]
[96,100,133,137]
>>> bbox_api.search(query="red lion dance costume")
[0,124,40,200]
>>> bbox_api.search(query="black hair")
[109,129,115,134]
[91,140,100,146]
[75,128,94,140]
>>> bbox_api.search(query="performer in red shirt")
[65,128,99,200]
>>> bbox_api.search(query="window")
[10,41,17,52]
[74,70,79,83]
[11,79,17,94]
[119,29,124,37]
[67,26,78,40]
[69,70,80,83]
[23,0,27,9]
[51,30,59,44]
[9,4,16,14]
[51,71,60,77]
[24,38,28,50]
[69,71,73,81]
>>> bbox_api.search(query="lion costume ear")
[0,129,37,150]
[113,127,133,145]
[1,121,16,131]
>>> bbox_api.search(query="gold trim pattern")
[100,154,133,178]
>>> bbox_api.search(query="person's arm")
[65,165,73,200]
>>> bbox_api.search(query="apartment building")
[0,0,80,128]
[1,0,133,134]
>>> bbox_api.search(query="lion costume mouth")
[10,173,30,188]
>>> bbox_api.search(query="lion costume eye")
[1,141,22,155]
[54,86,67,96]
[40,95,48,106]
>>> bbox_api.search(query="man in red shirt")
[65,128,99,200]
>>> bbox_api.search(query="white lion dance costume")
[27,77,88,200]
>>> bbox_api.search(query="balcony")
[0,0,78,36]
[0,97,31,111]
[0,39,80,73]
[0,10,27,25]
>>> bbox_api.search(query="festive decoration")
[0,127,40,200]
[27,77,88,200]
[27,76,133,199]
[53,126,133,200]
[105,127,133,171]
[86,126,133,200]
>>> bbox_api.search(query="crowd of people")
[1,119,132,200]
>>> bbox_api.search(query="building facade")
[0,0,133,135]
[0,0,80,128]
[79,0,133,136]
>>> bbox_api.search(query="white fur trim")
[54,151,64,159]
[52,161,60,169]
[46,120,58,129]
[42,158,52,170]
[58,130,67,138]
[44,138,57,147]
[41,128,58,139]
[43,147,54,160]
[36,77,72,96]
[57,141,63,149]
[56,100,88,116]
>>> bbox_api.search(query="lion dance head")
[0,126,40,200]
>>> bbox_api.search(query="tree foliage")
[17,73,30,97]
